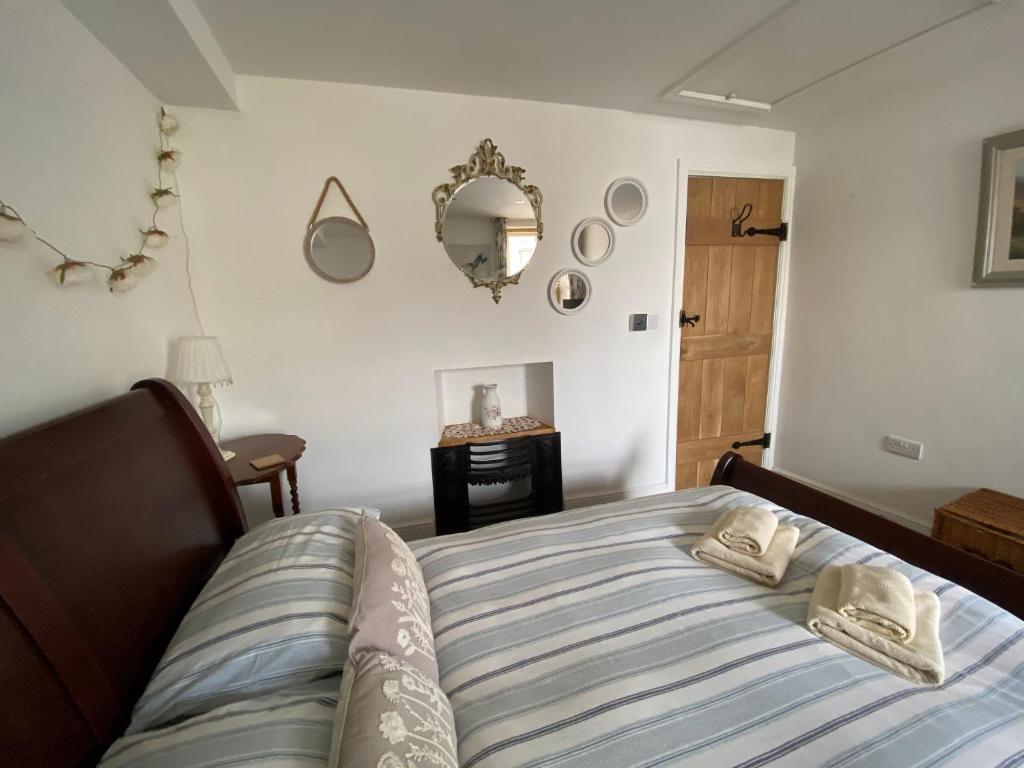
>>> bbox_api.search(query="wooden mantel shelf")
[438,420,555,448]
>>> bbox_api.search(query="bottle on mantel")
[481,383,502,429]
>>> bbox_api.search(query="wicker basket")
[933,488,1024,574]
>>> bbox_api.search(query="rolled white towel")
[808,565,943,685]
[837,564,916,643]
[690,524,799,587]
[715,506,780,556]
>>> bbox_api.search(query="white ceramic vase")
[482,383,502,429]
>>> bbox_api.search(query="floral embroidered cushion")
[348,515,439,682]
[329,652,457,768]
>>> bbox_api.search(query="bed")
[1,380,1022,767]
[412,487,1024,767]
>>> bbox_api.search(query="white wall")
[775,48,1024,531]
[176,77,794,526]
[0,1,198,436]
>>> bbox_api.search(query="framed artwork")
[973,128,1024,286]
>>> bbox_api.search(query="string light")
[0,203,29,242]
[0,107,184,293]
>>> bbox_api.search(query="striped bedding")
[411,487,1024,767]
[100,677,339,767]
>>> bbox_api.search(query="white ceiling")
[64,0,1021,128]
[62,0,237,109]
[195,0,789,115]
[677,0,990,104]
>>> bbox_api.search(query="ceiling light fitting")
[667,89,771,113]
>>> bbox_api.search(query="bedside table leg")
[269,473,285,518]
[286,464,300,515]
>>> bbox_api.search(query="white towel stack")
[807,564,944,685]
[690,506,799,587]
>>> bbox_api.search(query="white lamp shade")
[168,336,233,386]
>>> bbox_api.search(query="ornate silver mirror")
[605,177,648,226]
[571,217,615,266]
[433,139,543,303]
[303,216,375,283]
[304,176,374,283]
[549,269,592,315]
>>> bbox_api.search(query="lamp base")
[193,383,233,461]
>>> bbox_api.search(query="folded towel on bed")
[837,564,916,642]
[715,506,780,556]
[808,565,944,685]
[690,523,799,586]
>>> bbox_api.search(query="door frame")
[665,163,796,488]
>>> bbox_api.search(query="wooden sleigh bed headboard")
[0,379,245,767]
[713,452,1024,619]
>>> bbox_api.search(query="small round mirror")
[605,177,648,226]
[303,216,375,283]
[441,176,539,283]
[571,217,615,266]
[549,269,592,315]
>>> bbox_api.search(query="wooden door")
[676,176,783,489]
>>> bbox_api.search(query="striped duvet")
[411,487,1024,767]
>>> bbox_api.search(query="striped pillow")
[100,677,340,767]
[128,508,373,733]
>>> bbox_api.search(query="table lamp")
[168,336,235,460]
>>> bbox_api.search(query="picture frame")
[973,128,1024,286]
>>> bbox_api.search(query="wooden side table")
[222,434,306,518]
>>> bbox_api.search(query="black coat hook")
[730,202,788,241]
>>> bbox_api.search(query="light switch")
[630,314,648,331]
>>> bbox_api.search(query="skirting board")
[563,482,672,510]
[770,467,932,535]
[391,482,673,541]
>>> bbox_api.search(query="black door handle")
[732,433,771,450]
[679,310,701,328]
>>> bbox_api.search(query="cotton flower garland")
[142,227,169,248]
[158,150,181,171]
[0,107,183,293]
[0,203,28,242]
[123,252,158,276]
[47,260,95,287]
[108,266,140,293]
[159,111,180,136]
[151,188,179,209]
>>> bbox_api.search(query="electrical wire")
[169,167,206,336]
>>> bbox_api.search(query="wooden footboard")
[712,452,1024,619]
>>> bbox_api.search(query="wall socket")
[883,435,924,461]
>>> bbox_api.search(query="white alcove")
[433,361,554,438]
